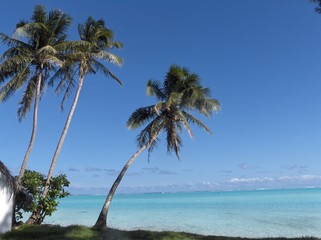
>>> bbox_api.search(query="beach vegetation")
[0,5,71,182]
[1,224,319,240]
[0,5,72,184]
[93,65,220,229]
[27,16,122,224]
[16,170,70,225]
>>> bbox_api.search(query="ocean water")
[44,188,321,238]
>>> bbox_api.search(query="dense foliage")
[16,170,70,224]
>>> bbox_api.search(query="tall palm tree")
[93,65,220,229]
[26,16,123,224]
[0,5,72,183]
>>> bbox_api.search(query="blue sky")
[1,0,321,194]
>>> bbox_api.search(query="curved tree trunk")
[93,144,148,229]
[17,73,42,183]
[27,75,84,224]
[42,75,84,197]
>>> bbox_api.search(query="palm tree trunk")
[43,75,84,197]
[17,73,42,183]
[27,75,84,224]
[93,144,148,229]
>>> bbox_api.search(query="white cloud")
[300,175,321,180]
[225,174,321,190]
[229,177,273,183]
[278,175,321,181]
[67,172,321,195]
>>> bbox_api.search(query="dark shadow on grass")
[1,224,101,240]
[1,224,321,240]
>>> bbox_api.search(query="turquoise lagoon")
[44,188,321,238]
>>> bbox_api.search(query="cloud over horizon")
[67,174,321,195]
[68,167,80,172]
[142,167,177,175]
[85,167,104,172]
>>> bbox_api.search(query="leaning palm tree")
[0,5,72,183]
[26,16,123,224]
[93,65,220,229]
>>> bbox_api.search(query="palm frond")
[43,55,64,68]
[137,124,158,148]
[95,28,114,47]
[127,105,157,129]
[49,64,77,91]
[15,20,48,49]
[165,119,182,159]
[59,78,75,111]
[184,73,201,87]
[32,5,46,23]
[17,75,37,120]
[0,47,24,61]
[313,0,321,13]
[79,16,119,50]
[94,51,123,66]
[176,110,193,138]
[0,161,19,193]
[136,116,163,161]
[47,9,72,44]
[163,65,189,98]
[112,41,123,49]
[55,40,92,53]
[181,86,207,104]
[38,45,57,55]
[146,80,165,100]
[0,67,29,102]
[0,33,31,49]
[167,92,183,106]
[193,98,221,117]
[91,60,123,86]
[39,69,49,98]
[182,110,213,134]
[0,54,32,70]
[153,101,165,116]
[49,63,77,110]
[0,55,32,83]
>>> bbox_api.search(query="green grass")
[0,224,320,240]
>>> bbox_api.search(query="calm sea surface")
[44,188,321,238]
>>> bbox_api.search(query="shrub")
[16,170,70,224]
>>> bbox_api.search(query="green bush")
[16,170,70,224]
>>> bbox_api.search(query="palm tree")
[0,5,72,183]
[26,16,123,224]
[312,0,321,13]
[93,65,220,229]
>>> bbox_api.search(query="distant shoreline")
[68,186,321,196]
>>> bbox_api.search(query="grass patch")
[1,225,101,240]
[0,224,320,240]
